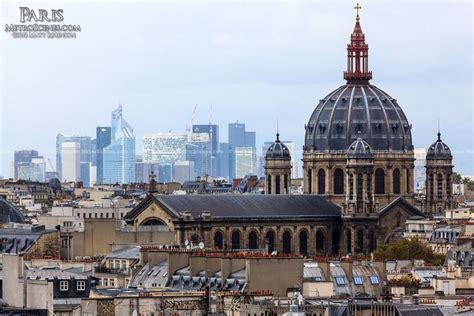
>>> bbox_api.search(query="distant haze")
[1,1,472,176]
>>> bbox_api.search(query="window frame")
[59,280,69,291]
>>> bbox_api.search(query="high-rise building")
[414,148,427,191]
[80,162,91,187]
[103,106,136,184]
[61,142,80,182]
[142,133,187,164]
[186,139,212,178]
[14,150,39,179]
[234,147,257,178]
[16,157,46,182]
[173,160,195,184]
[135,161,159,183]
[228,122,256,179]
[192,124,219,176]
[158,163,173,183]
[96,127,112,184]
[56,134,92,181]
[217,143,232,180]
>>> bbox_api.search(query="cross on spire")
[354,3,362,22]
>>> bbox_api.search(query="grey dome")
[347,137,373,159]
[0,197,25,224]
[427,133,452,159]
[266,134,291,160]
[304,84,413,152]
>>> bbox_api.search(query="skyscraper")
[186,139,212,179]
[14,150,39,179]
[217,142,232,180]
[103,106,136,184]
[228,122,256,179]
[142,133,187,164]
[96,126,112,184]
[192,124,219,176]
[173,160,195,184]
[61,142,80,182]
[56,134,92,181]
[234,147,257,178]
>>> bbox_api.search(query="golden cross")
[354,3,362,21]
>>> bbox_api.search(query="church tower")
[425,132,454,215]
[264,133,292,194]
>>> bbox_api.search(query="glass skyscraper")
[14,150,39,179]
[96,126,111,184]
[228,122,256,180]
[56,134,92,182]
[103,105,136,184]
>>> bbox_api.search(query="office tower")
[89,165,97,186]
[31,157,46,182]
[96,127,112,184]
[217,143,232,180]
[80,162,91,187]
[14,150,39,179]
[142,133,188,164]
[158,163,173,183]
[56,134,92,180]
[186,140,212,179]
[261,140,295,178]
[90,139,97,166]
[234,147,257,178]
[61,142,80,182]
[228,122,257,179]
[135,162,159,183]
[414,148,427,191]
[192,124,219,176]
[173,161,195,184]
[103,106,136,184]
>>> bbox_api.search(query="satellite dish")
[184,240,189,246]
[198,242,204,249]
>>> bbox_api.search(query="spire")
[276,120,280,142]
[437,118,441,141]
[344,2,372,84]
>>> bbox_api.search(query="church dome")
[266,133,291,160]
[347,137,373,159]
[304,15,413,153]
[426,132,452,159]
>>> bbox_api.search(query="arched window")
[248,231,258,249]
[282,230,292,254]
[332,228,340,255]
[231,230,240,250]
[316,230,325,253]
[275,175,281,194]
[368,229,375,253]
[284,174,289,194]
[393,168,401,194]
[357,229,364,253]
[214,231,223,249]
[406,169,410,193]
[375,169,385,194]
[318,169,326,194]
[308,169,312,193]
[265,230,275,253]
[267,175,272,194]
[333,168,344,194]
[299,230,308,255]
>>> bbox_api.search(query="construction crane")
[186,104,198,134]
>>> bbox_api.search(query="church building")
[124,4,454,257]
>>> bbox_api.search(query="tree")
[375,237,445,266]
[452,172,462,184]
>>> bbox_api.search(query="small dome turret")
[347,137,373,159]
[265,133,291,160]
[427,132,452,159]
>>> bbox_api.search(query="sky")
[1,0,473,177]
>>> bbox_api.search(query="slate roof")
[378,197,424,217]
[0,197,25,223]
[125,194,341,220]
[106,247,140,260]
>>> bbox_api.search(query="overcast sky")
[1,0,473,177]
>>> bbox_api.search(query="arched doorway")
[248,231,258,249]
[231,230,241,250]
[214,231,223,249]
[299,230,308,255]
[140,218,167,226]
[316,230,325,253]
[265,230,275,253]
[282,230,292,254]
